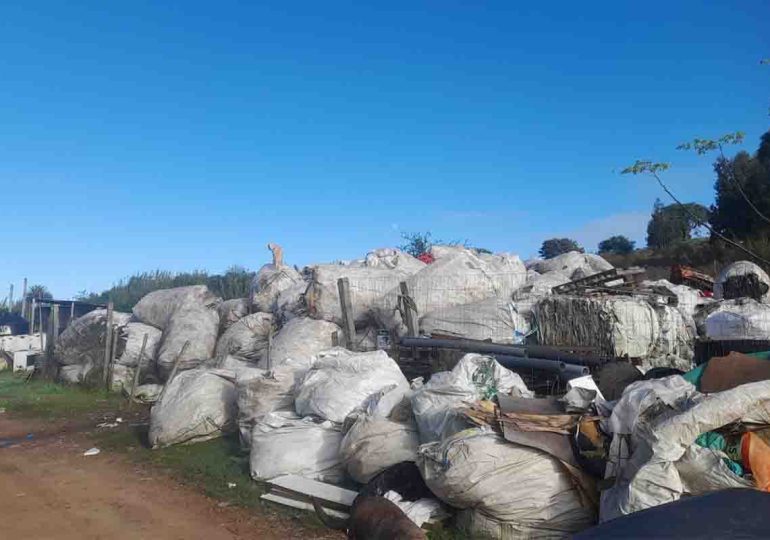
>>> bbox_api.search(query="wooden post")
[331,331,339,347]
[51,304,60,342]
[42,303,59,379]
[39,302,44,349]
[128,334,149,411]
[20,278,27,320]
[69,301,75,325]
[106,324,120,391]
[102,301,114,387]
[337,278,357,351]
[399,282,418,337]
[30,299,36,333]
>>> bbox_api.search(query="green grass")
[0,370,125,418]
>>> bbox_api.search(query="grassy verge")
[0,370,125,418]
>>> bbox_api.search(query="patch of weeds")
[0,371,125,419]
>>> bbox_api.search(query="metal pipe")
[399,336,606,366]
[493,354,589,380]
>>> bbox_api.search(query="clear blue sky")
[3,1,769,299]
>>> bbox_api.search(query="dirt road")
[0,416,340,540]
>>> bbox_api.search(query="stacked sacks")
[148,367,238,447]
[411,354,533,443]
[419,296,531,343]
[376,249,527,336]
[215,312,273,363]
[133,285,221,380]
[419,429,596,538]
[56,309,132,384]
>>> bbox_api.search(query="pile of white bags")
[714,260,770,302]
[600,376,770,521]
[411,354,533,443]
[340,414,420,483]
[704,298,770,340]
[643,279,704,318]
[419,297,531,343]
[215,312,273,363]
[55,309,132,382]
[266,317,341,369]
[251,263,304,313]
[295,349,409,423]
[250,412,344,483]
[527,251,613,280]
[376,250,527,335]
[418,429,596,537]
[235,357,313,447]
[148,368,237,448]
[133,285,221,380]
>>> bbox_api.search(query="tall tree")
[27,284,53,300]
[646,199,709,249]
[598,235,635,255]
[539,238,583,259]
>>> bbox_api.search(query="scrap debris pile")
[51,245,770,537]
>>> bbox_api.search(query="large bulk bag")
[527,251,613,280]
[55,309,132,383]
[133,285,219,329]
[217,298,250,332]
[305,264,413,327]
[251,263,303,313]
[266,317,341,369]
[704,298,770,340]
[116,322,162,375]
[411,354,533,443]
[215,312,273,363]
[235,357,313,448]
[250,412,344,483]
[148,368,237,447]
[340,415,420,483]
[514,270,571,298]
[365,247,426,273]
[714,260,770,302]
[376,251,527,335]
[156,304,220,379]
[418,429,595,537]
[420,296,530,343]
[295,349,409,423]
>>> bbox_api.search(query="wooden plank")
[267,474,357,506]
[102,301,114,387]
[261,493,349,519]
[337,277,357,351]
[399,282,418,337]
[20,278,27,321]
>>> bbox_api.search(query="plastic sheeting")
[599,377,770,521]
[266,317,341,369]
[411,353,533,443]
[339,414,420,483]
[148,368,237,448]
[418,429,596,537]
[704,298,770,340]
[419,296,531,343]
[215,312,273,363]
[295,349,409,423]
[250,412,344,483]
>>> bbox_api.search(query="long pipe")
[399,336,606,366]
[492,354,589,380]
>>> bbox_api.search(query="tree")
[398,232,434,258]
[707,131,770,240]
[539,238,583,259]
[27,284,53,301]
[598,235,635,255]
[645,199,709,249]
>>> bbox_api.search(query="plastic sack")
[411,353,533,443]
[250,412,344,483]
[714,260,770,302]
[217,298,250,332]
[215,312,273,363]
[340,414,420,483]
[295,349,409,423]
[418,429,595,537]
[148,368,237,448]
[115,322,162,381]
[266,317,341,369]
[704,298,770,340]
[527,251,613,280]
[420,296,531,343]
[133,285,220,329]
[156,304,220,379]
[365,247,427,273]
[251,263,303,313]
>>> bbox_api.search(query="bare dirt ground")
[0,416,341,540]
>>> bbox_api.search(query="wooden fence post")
[30,299,36,334]
[102,301,114,387]
[399,282,418,337]
[20,278,27,319]
[337,278,357,351]
[127,333,149,410]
